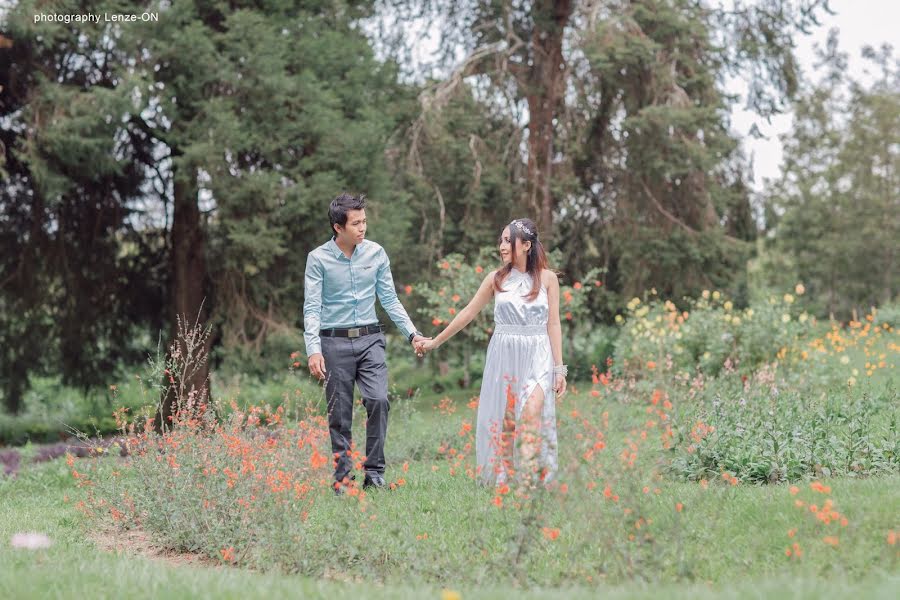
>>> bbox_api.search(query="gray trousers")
[321,332,390,483]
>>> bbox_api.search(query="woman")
[417,218,566,487]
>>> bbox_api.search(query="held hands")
[415,337,439,355]
[411,334,433,358]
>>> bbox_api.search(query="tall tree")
[387,0,828,301]
[1,2,166,413]
[765,33,899,317]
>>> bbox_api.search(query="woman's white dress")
[476,268,558,485]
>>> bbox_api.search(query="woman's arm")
[429,272,496,349]
[544,270,567,395]
[544,271,563,366]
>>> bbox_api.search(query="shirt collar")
[327,236,363,259]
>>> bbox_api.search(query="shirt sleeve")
[375,247,417,340]
[303,253,324,356]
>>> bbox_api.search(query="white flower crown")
[511,220,534,237]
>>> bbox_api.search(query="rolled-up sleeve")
[303,253,324,356]
[375,248,416,340]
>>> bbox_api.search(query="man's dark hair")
[329,193,367,235]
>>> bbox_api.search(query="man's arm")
[303,253,324,358]
[375,248,419,342]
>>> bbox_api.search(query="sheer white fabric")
[476,268,558,485]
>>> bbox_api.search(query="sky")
[732,0,899,190]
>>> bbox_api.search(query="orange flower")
[475,265,483,273]
[887,531,897,546]
[402,461,409,473]
[220,546,235,562]
[565,312,573,320]
[441,261,450,269]
[541,527,560,540]
[789,485,799,496]
[675,502,683,512]
[432,318,442,326]
[492,495,503,507]
[573,281,582,289]
[404,285,413,295]
[646,361,656,370]
[449,307,457,315]
[822,536,839,547]
[309,449,327,469]
[452,294,460,302]
[788,528,797,538]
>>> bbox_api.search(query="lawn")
[2,379,898,600]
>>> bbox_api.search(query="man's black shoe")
[363,473,387,489]
[333,474,356,496]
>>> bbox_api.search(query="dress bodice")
[493,269,549,327]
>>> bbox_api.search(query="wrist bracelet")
[553,364,568,376]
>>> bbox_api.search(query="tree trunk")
[155,169,210,431]
[524,0,571,240]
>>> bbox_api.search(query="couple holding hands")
[303,194,565,494]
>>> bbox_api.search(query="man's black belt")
[319,324,384,338]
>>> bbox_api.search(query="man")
[303,193,429,494]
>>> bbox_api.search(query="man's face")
[335,208,367,244]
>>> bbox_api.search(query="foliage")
[763,34,899,318]
[56,296,900,586]
[612,285,830,377]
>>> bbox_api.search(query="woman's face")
[498,226,530,265]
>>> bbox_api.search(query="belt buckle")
[348,327,361,338]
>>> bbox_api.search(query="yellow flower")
[615,314,624,324]
[701,290,710,299]
[441,591,462,600]
[795,283,805,295]
[732,317,741,326]
[852,368,859,376]
[712,291,721,300]
[746,308,754,318]
[782,314,791,323]
[635,306,649,318]
[847,377,856,387]
[784,294,795,304]
[840,355,850,365]
[799,313,808,323]
[702,352,711,360]
[723,301,733,311]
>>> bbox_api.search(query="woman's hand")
[554,373,567,397]
[417,338,439,354]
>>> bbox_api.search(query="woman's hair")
[493,217,549,301]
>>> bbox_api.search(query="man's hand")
[411,334,431,358]
[308,353,327,380]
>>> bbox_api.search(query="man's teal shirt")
[303,238,417,356]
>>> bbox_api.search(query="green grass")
[1,339,898,598]
[1,460,898,599]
